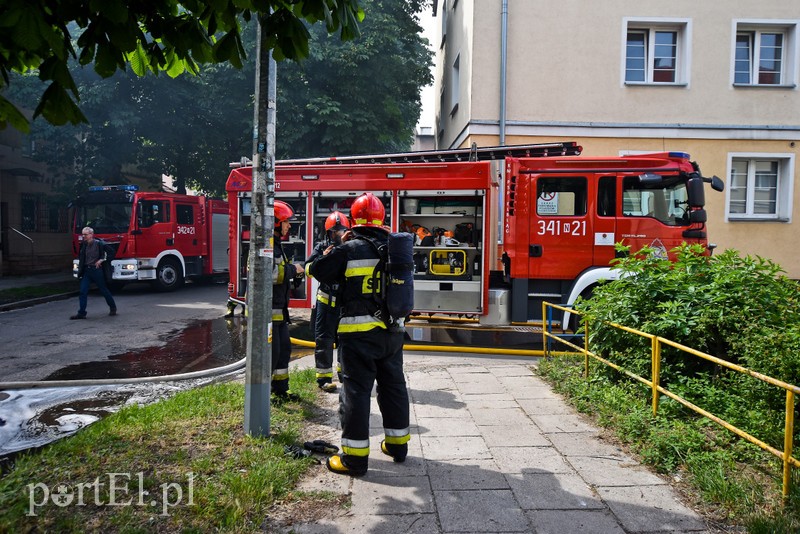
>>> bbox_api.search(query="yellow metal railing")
[542,301,800,498]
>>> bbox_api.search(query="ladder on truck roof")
[275,141,582,166]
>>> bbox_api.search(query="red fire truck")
[71,185,229,291]
[225,143,723,325]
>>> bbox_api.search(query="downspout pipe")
[499,0,508,145]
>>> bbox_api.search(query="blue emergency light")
[88,185,139,192]
[668,152,691,160]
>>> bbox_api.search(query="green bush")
[576,244,800,450]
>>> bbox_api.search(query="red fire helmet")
[350,193,385,228]
[325,210,351,231]
[274,200,294,222]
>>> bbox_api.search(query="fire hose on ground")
[0,334,544,390]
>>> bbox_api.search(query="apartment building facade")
[433,0,800,277]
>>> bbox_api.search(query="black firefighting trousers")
[313,300,339,386]
[271,319,291,395]
[338,328,410,470]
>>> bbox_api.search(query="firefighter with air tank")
[307,193,411,476]
[305,211,351,392]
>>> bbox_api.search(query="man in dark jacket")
[305,210,350,392]
[70,226,117,319]
[308,193,410,477]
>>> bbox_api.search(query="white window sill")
[624,82,688,87]
[726,216,789,222]
[732,83,797,89]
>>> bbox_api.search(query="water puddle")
[0,317,251,464]
[45,317,248,381]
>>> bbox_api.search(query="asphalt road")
[0,282,230,383]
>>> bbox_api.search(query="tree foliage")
[276,0,433,157]
[0,0,364,132]
[4,0,431,197]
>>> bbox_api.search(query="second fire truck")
[71,185,229,291]
[225,142,723,326]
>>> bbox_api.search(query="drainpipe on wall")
[499,0,508,145]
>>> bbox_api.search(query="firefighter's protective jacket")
[308,226,388,335]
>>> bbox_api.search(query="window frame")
[731,20,798,88]
[725,152,795,222]
[622,18,691,86]
[450,53,460,116]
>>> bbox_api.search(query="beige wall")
[433,0,800,277]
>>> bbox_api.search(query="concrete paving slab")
[478,421,551,447]
[530,413,598,433]
[518,397,579,415]
[509,385,563,399]
[460,392,516,405]
[427,458,509,491]
[468,406,532,427]
[490,446,574,474]
[408,387,464,407]
[568,456,667,487]
[446,365,490,377]
[526,509,626,534]
[417,415,482,437]
[290,512,440,533]
[546,432,630,459]
[599,485,707,532]
[459,397,518,409]
[351,474,434,515]
[506,471,606,510]
[435,489,531,532]
[489,365,537,377]
[453,379,507,395]
[420,435,491,461]
[413,400,470,418]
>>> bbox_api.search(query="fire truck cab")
[225,143,723,327]
[71,185,229,291]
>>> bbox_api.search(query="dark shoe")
[70,314,86,320]
[284,444,316,461]
[326,455,367,477]
[381,440,407,463]
[272,391,301,403]
[109,308,117,316]
[304,440,339,454]
[319,382,337,393]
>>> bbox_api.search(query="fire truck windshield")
[74,202,133,234]
[622,175,690,226]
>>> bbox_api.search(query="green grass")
[0,282,77,301]
[536,355,800,533]
[0,368,337,532]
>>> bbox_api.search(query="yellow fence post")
[542,302,548,358]
[784,390,795,499]
[584,317,590,379]
[651,336,661,416]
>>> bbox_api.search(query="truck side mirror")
[710,175,724,192]
[689,209,707,223]
[687,176,705,208]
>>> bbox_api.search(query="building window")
[21,194,37,232]
[733,22,797,86]
[440,0,447,48]
[177,204,194,225]
[450,54,460,115]
[726,154,794,221]
[623,19,690,85]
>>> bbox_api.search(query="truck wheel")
[153,258,183,292]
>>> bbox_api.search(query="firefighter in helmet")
[271,200,305,399]
[307,193,410,476]
[305,210,351,392]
